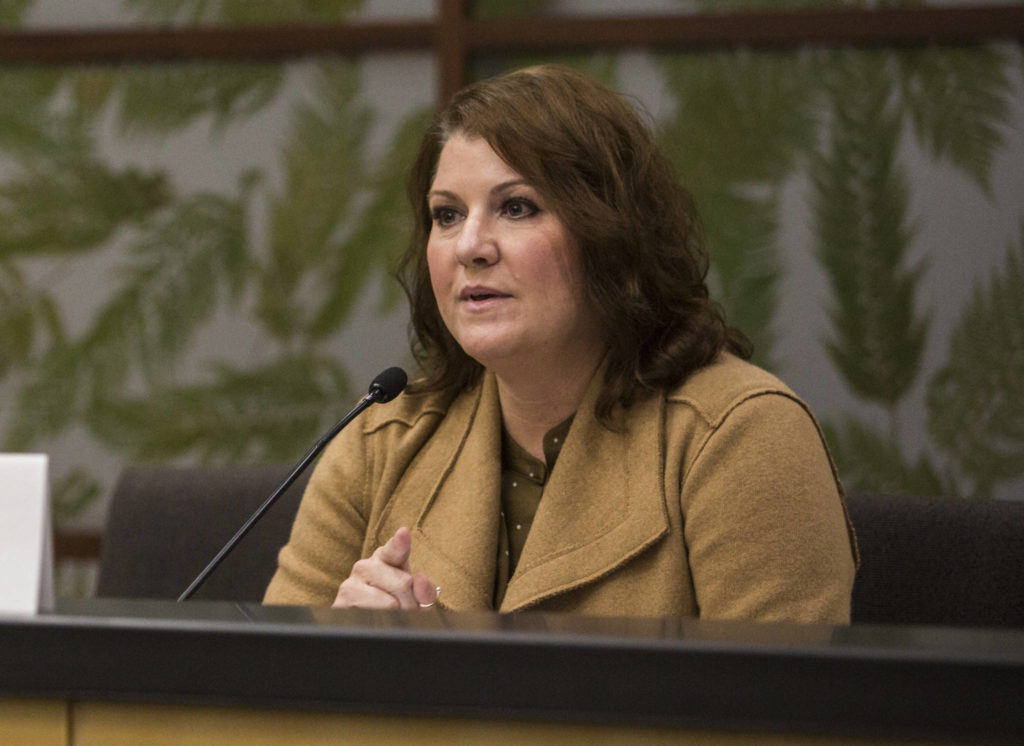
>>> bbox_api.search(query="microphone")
[366,365,407,403]
[178,366,408,601]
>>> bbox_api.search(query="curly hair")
[397,64,751,423]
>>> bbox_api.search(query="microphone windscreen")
[368,366,408,403]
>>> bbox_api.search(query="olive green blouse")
[495,417,573,607]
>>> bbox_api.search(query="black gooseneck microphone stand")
[178,367,407,602]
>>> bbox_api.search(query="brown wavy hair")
[397,64,751,423]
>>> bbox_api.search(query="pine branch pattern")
[928,224,1024,497]
[657,50,822,366]
[0,1,1021,529]
[811,51,929,410]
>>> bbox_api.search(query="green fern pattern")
[0,0,33,25]
[811,51,928,413]
[654,25,1019,500]
[0,0,435,522]
[657,49,823,368]
[804,44,1017,498]
[0,0,1022,535]
[120,0,363,25]
[928,224,1024,498]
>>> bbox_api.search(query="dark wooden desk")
[1,599,1022,744]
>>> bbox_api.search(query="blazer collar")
[388,371,670,612]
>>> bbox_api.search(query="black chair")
[97,465,308,602]
[847,492,1024,628]
[97,468,1024,627]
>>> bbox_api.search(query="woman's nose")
[454,214,499,267]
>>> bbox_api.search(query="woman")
[264,65,857,623]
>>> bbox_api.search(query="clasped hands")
[332,527,440,610]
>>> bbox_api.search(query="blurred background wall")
[1,0,1021,595]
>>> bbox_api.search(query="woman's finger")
[333,576,402,609]
[374,527,413,571]
[348,556,420,609]
[412,573,441,608]
[332,528,437,610]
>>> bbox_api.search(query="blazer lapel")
[372,372,670,613]
[500,383,671,611]
[378,375,504,611]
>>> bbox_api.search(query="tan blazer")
[265,353,857,624]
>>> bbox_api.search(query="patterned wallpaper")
[0,2,1021,568]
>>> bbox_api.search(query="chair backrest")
[97,468,1024,627]
[846,492,1024,628]
[97,465,308,602]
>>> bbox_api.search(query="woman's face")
[426,134,603,375]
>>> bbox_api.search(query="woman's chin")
[456,336,529,371]
[459,343,518,370]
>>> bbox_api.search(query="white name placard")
[0,454,54,615]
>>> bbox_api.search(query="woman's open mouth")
[460,286,509,303]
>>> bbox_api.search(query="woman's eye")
[430,207,460,227]
[503,198,538,219]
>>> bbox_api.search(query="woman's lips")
[459,286,510,309]
[460,286,509,300]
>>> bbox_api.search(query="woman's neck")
[494,352,602,462]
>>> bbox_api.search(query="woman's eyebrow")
[490,179,529,194]
[427,188,459,202]
[428,179,530,203]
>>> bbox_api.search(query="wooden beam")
[1,5,1019,67]
[0,21,434,64]
[436,0,467,104]
[54,530,102,562]
[464,6,1024,51]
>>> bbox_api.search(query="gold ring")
[418,586,441,609]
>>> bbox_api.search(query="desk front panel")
[1,600,1021,744]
